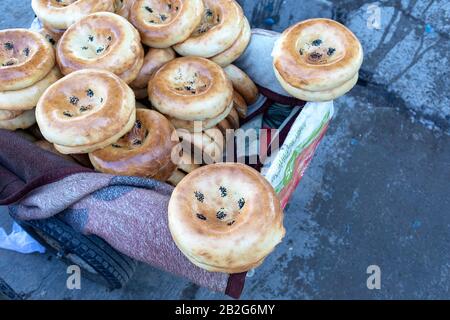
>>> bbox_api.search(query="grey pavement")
[0,0,449,299]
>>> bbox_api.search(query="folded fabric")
[0,129,91,205]
[8,172,237,294]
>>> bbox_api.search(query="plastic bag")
[0,222,46,254]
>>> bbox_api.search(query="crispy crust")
[176,149,201,174]
[89,109,178,180]
[173,0,244,58]
[0,109,36,130]
[53,111,136,154]
[202,128,224,164]
[57,12,143,77]
[148,57,233,121]
[168,163,285,273]
[0,67,61,111]
[232,90,247,119]
[274,66,359,101]
[38,27,64,47]
[36,69,135,149]
[211,17,251,67]
[216,118,232,136]
[117,44,145,84]
[135,101,149,109]
[177,128,224,164]
[0,109,23,121]
[31,0,115,30]
[223,64,259,105]
[272,18,363,92]
[130,0,204,48]
[226,107,239,129]
[0,29,55,91]
[168,101,233,133]
[130,47,176,90]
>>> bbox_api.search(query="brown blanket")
[0,129,245,297]
[0,29,307,299]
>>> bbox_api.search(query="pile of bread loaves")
[0,29,61,131]
[0,0,363,274]
[25,0,261,180]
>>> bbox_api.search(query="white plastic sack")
[0,222,45,254]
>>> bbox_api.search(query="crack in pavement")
[358,76,449,134]
[20,270,55,300]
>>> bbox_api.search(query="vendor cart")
[1,96,333,295]
[0,9,335,297]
